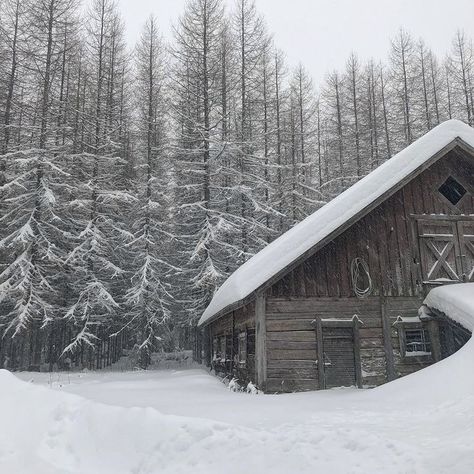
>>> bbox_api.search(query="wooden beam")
[380,298,396,381]
[353,317,363,389]
[255,293,267,390]
[315,316,325,390]
[427,319,442,362]
[203,326,211,367]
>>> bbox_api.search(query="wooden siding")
[385,297,432,377]
[268,149,474,300]
[265,297,386,392]
[208,301,256,385]
[264,296,432,392]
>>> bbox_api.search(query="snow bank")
[0,369,239,474]
[200,119,474,325]
[370,283,474,406]
[0,369,430,474]
[424,283,474,331]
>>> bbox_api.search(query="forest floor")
[2,349,474,474]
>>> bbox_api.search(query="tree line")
[0,0,472,369]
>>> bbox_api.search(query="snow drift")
[0,369,427,474]
[3,285,474,474]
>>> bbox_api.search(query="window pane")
[405,329,431,354]
[438,176,467,206]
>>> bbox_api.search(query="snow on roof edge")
[199,120,474,327]
[424,283,474,332]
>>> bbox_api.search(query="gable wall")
[268,149,474,299]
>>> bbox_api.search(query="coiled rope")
[351,257,373,298]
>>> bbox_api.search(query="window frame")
[395,319,433,360]
[437,174,469,209]
[237,331,247,366]
[403,328,432,356]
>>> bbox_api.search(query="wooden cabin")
[197,120,474,393]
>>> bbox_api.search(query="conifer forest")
[0,0,473,370]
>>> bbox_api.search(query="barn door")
[321,326,357,389]
[457,220,474,282]
[416,218,474,284]
[417,219,462,283]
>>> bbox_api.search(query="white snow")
[3,348,474,474]
[424,282,474,331]
[200,119,474,325]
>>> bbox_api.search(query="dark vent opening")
[438,176,467,206]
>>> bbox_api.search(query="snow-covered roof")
[424,283,474,332]
[199,120,474,326]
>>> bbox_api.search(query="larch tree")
[389,29,418,147]
[63,0,132,354]
[125,16,174,368]
[170,0,226,322]
[0,0,80,367]
[447,30,473,125]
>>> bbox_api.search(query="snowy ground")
[2,347,474,474]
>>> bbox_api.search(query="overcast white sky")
[117,0,474,86]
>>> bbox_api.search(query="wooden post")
[203,325,211,367]
[230,312,235,375]
[428,320,442,362]
[381,298,396,381]
[353,317,363,389]
[315,316,325,390]
[255,293,267,390]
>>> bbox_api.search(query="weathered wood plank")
[381,298,396,382]
[266,297,381,313]
[359,327,385,338]
[267,368,317,379]
[265,378,318,393]
[360,347,387,358]
[360,336,384,349]
[315,316,325,390]
[255,293,266,389]
[266,319,316,332]
[267,340,316,350]
[266,331,315,342]
[267,360,317,369]
[267,349,317,360]
[266,313,383,328]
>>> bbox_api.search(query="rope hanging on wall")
[351,257,373,299]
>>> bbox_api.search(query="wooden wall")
[268,149,474,300]
[385,297,434,377]
[264,297,386,392]
[263,296,435,392]
[208,301,256,386]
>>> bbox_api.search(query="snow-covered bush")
[228,378,241,392]
[246,382,260,395]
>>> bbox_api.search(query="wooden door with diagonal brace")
[417,217,474,284]
[457,220,474,282]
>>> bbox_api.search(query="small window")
[438,176,467,206]
[219,337,226,362]
[404,328,431,356]
[212,337,219,361]
[247,329,256,356]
